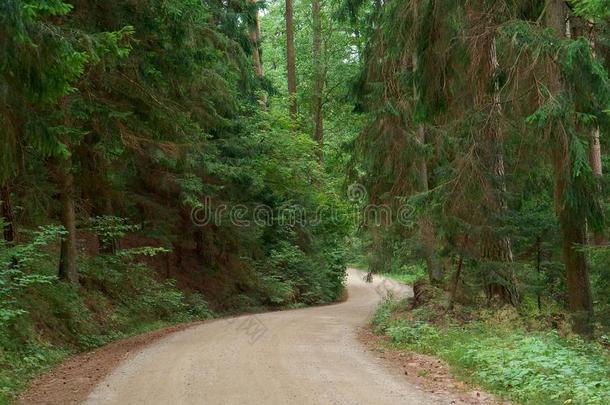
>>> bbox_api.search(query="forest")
[1,0,610,404]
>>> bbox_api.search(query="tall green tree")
[311,0,324,157]
[285,0,298,119]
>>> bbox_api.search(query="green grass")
[0,254,215,404]
[373,299,610,404]
[0,343,66,405]
[0,320,179,405]
[381,263,427,285]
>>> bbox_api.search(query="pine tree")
[285,0,298,119]
[312,0,324,158]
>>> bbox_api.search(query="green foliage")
[570,0,610,18]
[348,0,610,339]
[459,333,610,404]
[0,342,66,404]
[88,216,138,251]
[374,299,610,404]
[3,0,350,335]
[371,297,402,334]
[383,263,427,286]
[386,320,440,352]
[0,226,63,325]
[0,243,215,403]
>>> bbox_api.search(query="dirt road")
[85,269,445,405]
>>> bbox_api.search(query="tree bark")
[545,0,594,337]
[412,3,442,285]
[587,32,604,245]
[479,37,519,306]
[421,218,443,284]
[536,236,542,312]
[285,0,298,119]
[447,255,463,311]
[587,23,602,187]
[249,0,264,78]
[415,126,442,284]
[559,210,595,336]
[0,185,17,243]
[52,156,79,284]
[589,128,602,178]
[570,16,605,246]
[312,0,324,160]
[589,127,604,245]
[249,0,268,110]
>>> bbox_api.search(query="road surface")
[86,269,443,405]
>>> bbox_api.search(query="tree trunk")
[411,3,442,285]
[587,32,604,245]
[52,156,79,284]
[533,236,540,311]
[285,0,298,119]
[421,221,442,284]
[589,127,604,245]
[589,128,602,178]
[415,126,442,284]
[560,210,595,335]
[1,185,17,243]
[249,0,268,110]
[480,37,519,306]
[545,0,594,337]
[447,255,463,311]
[570,16,605,246]
[312,0,324,160]
[587,21,602,188]
[249,0,264,78]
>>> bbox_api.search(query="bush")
[458,332,610,404]
[373,298,610,404]
[383,263,427,285]
[250,240,346,307]
[371,297,403,334]
[387,320,440,352]
[0,241,214,403]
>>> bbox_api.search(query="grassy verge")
[372,298,610,404]
[0,253,214,404]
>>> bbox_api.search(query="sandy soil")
[21,269,496,404]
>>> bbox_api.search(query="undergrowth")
[0,231,215,404]
[0,224,347,404]
[372,298,610,404]
[381,263,427,286]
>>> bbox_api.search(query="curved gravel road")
[86,269,443,405]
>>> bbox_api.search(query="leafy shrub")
[0,226,63,327]
[383,263,427,285]
[0,239,214,403]
[87,216,138,253]
[386,320,440,352]
[0,342,66,403]
[185,293,215,319]
[371,297,403,334]
[374,299,610,404]
[250,240,346,307]
[458,332,610,404]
